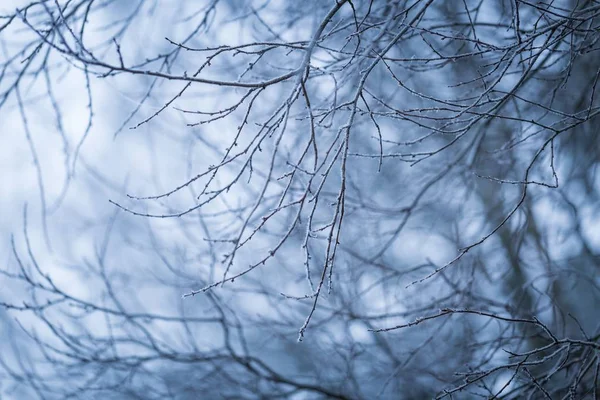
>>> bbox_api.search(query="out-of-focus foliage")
[0,0,599,398]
